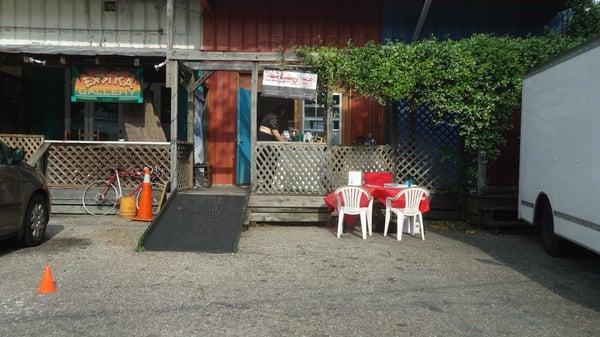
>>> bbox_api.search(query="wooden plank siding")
[203,0,381,51]
[205,71,239,185]
[202,0,383,184]
[348,96,386,145]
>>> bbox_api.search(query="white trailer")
[519,37,600,256]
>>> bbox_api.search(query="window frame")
[302,93,342,143]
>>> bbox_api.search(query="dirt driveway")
[1,215,599,337]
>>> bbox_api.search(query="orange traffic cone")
[38,265,57,294]
[133,167,154,222]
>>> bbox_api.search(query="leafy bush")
[563,0,600,39]
[297,34,583,160]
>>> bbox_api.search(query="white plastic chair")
[303,132,313,142]
[384,187,429,240]
[334,186,373,240]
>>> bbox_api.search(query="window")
[302,93,342,144]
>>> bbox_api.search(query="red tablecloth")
[324,185,430,225]
[364,172,394,186]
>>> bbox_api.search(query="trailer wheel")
[537,201,569,256]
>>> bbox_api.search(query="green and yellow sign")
[71,67,143,103]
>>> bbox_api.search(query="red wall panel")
[202,0,381,51]
[350,97,386,145]
[205,72,238,185]
[202,0,382,184]
[487,110,520,186]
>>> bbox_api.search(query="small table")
[324,185,431,228]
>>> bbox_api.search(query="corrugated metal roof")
[0,0,202,53]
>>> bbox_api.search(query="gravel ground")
[0,215,599,337]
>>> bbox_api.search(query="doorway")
[70,102,121,141]
[236,88,251,185]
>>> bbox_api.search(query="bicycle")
[82,165,164,216]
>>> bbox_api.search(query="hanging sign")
[71,67,143,103]
[262,69,318,100]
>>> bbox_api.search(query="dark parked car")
[0,140,50,246]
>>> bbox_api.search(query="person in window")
[258,108,287,141]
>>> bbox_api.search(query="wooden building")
[0,0,201,142]
[0,0,202,200]
[200,0,385,185]
[0,0,569,220]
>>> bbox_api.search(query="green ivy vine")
[296,34,584,160]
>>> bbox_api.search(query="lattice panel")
[395,140,437,189]
[254,142,331,195]
[176,142,194,190]
[0,134,44,163]
[394,101,461,191]
[46,143,170,188]
[330,145,396,188]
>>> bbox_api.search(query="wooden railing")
[253,142,453,195]
[253,143,399,195]
[45,141,171,188]
[176,141,194,190]
[1,135,194,190]
[254,142,331,194]
[0,133,44,163]
[330,146,396,187]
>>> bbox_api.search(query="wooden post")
[477,151,487,195]
[168,61,179,192]
[250,62,258,191]
[64,67,71,140]
[166,0,178,192]
[388,102,398,147]
[326,90,333,146]
[166,0,175,56]
[412,0,433,42]
[187,78,194,143]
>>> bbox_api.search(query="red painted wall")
[205,72,239,185]
[203,0,382,184]
[203,0,381,51]
[349,97,386,145]
[487,110,520,186]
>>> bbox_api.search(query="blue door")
[236,88,251,185]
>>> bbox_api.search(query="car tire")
[539,202,569,257]
[22,194,48,247]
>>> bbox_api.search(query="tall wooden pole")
[167,0,178,192]
[250,62,258,191]
[326,90,333,146]
[412,0,433,42]
[187,79,194,143]
[167,0,174,54]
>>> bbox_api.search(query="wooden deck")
[248,195,332,223]
[50,187,461,223]
[50,188,97,215]
[50,187,166,215]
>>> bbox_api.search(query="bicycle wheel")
[135,183,165,214]
[83,180,119,216]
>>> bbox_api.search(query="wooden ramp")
[140,187,249,253]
